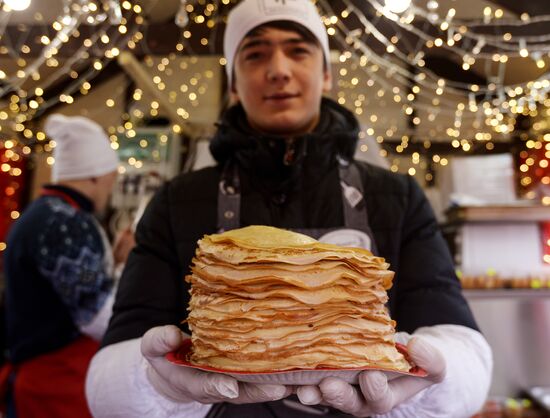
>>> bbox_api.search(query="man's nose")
[266,50,291,83]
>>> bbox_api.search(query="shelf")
[446,205,550,223]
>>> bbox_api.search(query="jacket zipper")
[283,138,296,165]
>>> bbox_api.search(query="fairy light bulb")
[384,0,411,14]
[4,0,31,11]
[519,39,529,57]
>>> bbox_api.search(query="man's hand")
[141,325,292,404]
[296,337,446,417]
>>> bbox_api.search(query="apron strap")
[338,159,379,254]
[217,163,240,232]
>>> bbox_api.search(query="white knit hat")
[223,0,331,87]
[45,114,119,182]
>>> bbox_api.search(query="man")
[3,114,134,418]
[86,0,493,417]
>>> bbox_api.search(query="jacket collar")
[41,185,94,213]
[209,97,360,188]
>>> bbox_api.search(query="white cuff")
[375,325,493,418]
[86,338,213,418]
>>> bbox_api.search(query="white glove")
[142,325,293,404]
[296,336,446,417]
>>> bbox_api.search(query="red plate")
[166,339,427,385]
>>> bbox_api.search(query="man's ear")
[229,88,240,106]
[229,74,241,105]
[322,69,333,93]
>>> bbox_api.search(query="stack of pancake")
[186,225,411,372]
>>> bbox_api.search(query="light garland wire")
[1,0,548,162]
[334,0,550,93]
[314,0,550,142]
[0,0,145,139]
[34,23,141,118]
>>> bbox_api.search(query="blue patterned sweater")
[4,185,115,363]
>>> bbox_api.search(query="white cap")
[45,114,119,182]
[223,0,330,86]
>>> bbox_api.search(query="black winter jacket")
[103,98,477,347]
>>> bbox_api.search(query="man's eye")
[293,47,310,55]
[245,52,262,60]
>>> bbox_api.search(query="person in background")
[86,0,493,417]
[2,114,135,418]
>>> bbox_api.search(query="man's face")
[232,26,332,137]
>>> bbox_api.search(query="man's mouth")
[265,93,299,100]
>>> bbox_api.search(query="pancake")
[185,225,411,372]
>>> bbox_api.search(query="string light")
[0,0,145,144]
[0,0,549,193]
[0,142,26,250]
[310,0,550,154]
